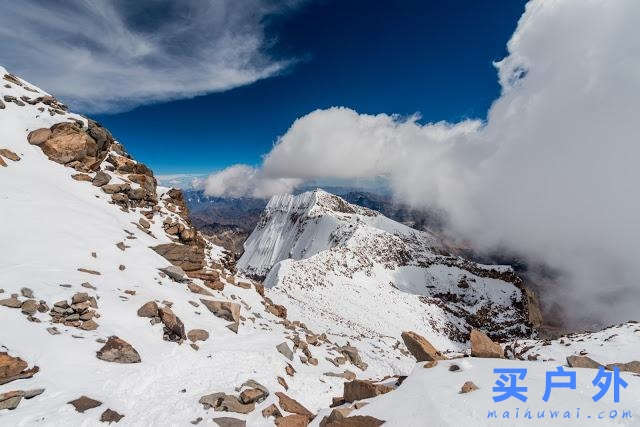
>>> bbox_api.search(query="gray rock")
[159,265,188,282]
[276,342,294,361]
[20,287,34,298]
[92,171,111,187]
[96,336,141,364]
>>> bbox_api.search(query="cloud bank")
[0,0,298,112]
[206,0,640,327]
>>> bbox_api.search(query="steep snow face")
[238,189,440,278]
[239,190,535,355]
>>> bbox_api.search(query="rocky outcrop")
[152,243,204,272]
[96,336,141,364]
[401,331,445,362]
[470,329,503,358]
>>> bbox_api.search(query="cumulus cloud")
[207,0,640,327]
[205,164,301,199]
[0,0,299,112]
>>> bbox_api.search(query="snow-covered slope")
[0,67,401,426]
[239,190,540,356]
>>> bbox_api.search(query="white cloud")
[208,0,640,327]
[0,0,299,112]
[204,164,301,199]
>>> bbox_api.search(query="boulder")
[153,243,204,272]
[275,392,313,417]
[86,120,114,153]
[343,380,393,403]
[68,395,102,413]
[20,299,38,315]
[401,331,445,362]
[92,171,111,187]
[96,336,141,363]
[41,123,97,165]
[27,128,51,146]
[187,329,209,342]
[200,299,241,323]
[239,388,267,404]
[20,287,34,298]
[567,355,603,369]
[470,329,503,358]
[0,391,22,411]
[72,173,92,182]
[102,183,130,194]
[188,283,213,296]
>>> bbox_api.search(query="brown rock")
[20,299,38,315]
[159,307,186,340]
[254,283,265,296]
[68,395,102,413]
[200,299,241,322]
[275,392,313,417]
[213,417,246,427]
[187,329,209,342]
[262,403,283,418]
[100,408,125,423]
[138,301,158,317]
[0,391,23,411]
[239,388,267,404]
[401,331,445,362]
[567,355,603,369]
[460,381,479,394]
[188,283,213,296]
[278,376,289,390]
[27,128,51,146]
[267,304,288,319]
[325,415,385,426]
[343,380,393,403]
[606,361,640,374]
[275,415,309,427]
[470,329,503,358]
[0,297,22,308]
[41,123,97,165]
[0,149,20,161]
[423,360,438,368]
[152,243,204,272]
[78,268,101,275]
[81,320,99,331]
[72,173,92,182]
[199,393,255,414]
[96,336,141,363]
[0,353,28,380]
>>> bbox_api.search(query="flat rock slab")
[68,395,102,413]
[100,408,125,423]
[96,336,141,363]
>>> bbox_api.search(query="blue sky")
[87,0,526,175]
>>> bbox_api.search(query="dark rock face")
[96,336,141,364]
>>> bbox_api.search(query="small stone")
[100,408,124,423]
[47,327,60,335]
[277,376,289,391]
[449,364,461,372]
[20,287,34,298]
[460,381,479,393]
[119,265,126,271]
[187,329,209,342]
